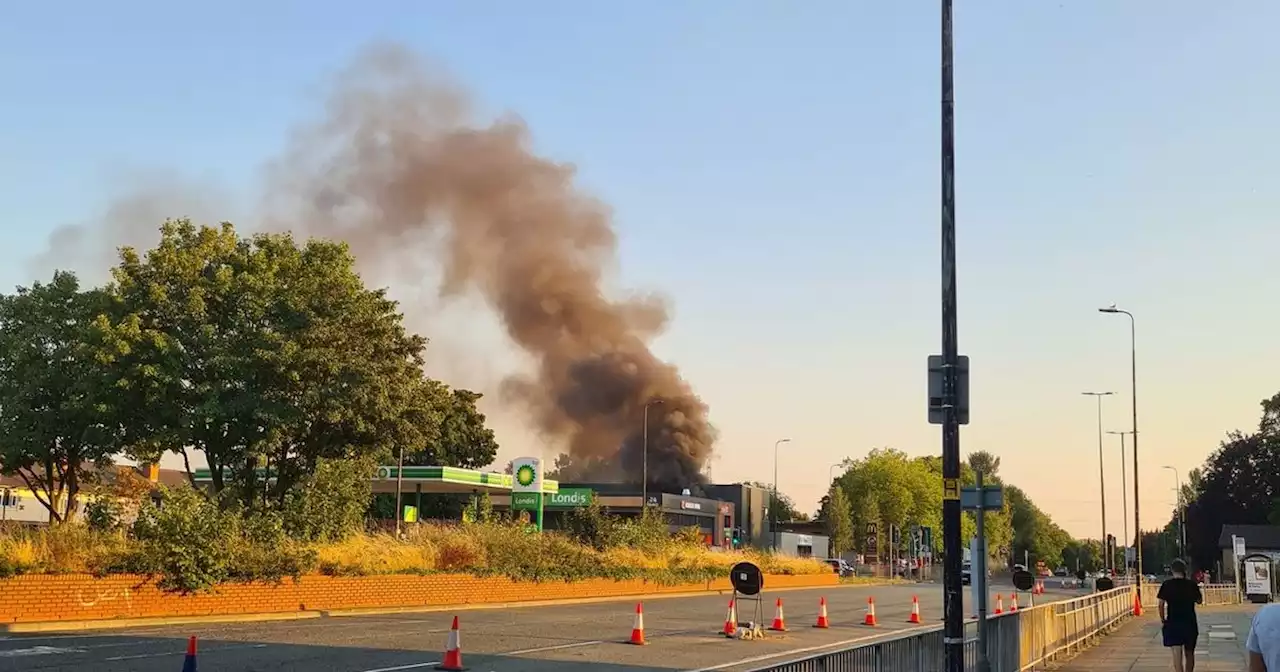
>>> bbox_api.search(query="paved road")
[0,581,1082,672]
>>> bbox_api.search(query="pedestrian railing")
[746,582,1241,672]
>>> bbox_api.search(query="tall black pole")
[940,0,964,669]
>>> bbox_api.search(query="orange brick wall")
[0,572,838,624]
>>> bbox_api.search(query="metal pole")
[394,445,405,537]
[1126,313,1141,583]
[1083,392,1112,572]
[642,403,650,507]
[940,0,963,667]
[772,438,791,551]
[975,471,990,672]
[1110,431,1130,576]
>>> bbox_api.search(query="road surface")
[0,580,1080,672]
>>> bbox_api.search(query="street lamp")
[772,438,792,550]
[1162,466,1186,559]
[1082,391,1114,572]
[642,399,664,507]
[1100,304,1140,584]
[1108,430,1135,576]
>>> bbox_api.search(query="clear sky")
[2,1,1276,539]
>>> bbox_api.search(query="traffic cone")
[1036,580,1045,595]
[862,596,878,626]
[182,636,197,672]
[722,599,737,637]
[437,615,465,671]
[907,595,922,624]
[769,598,787,631]
[629,602,646,645]
[993,594,1004,615]
[1009,593,1019,612]
[1133,590,1144,616]
[813,597,830,628]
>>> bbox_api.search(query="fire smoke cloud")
[266,45,716,490]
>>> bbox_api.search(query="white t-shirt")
[1247,604,1280,670]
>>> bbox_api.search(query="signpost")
[511,457,544,532]
[729,562,766,639]
[961,472,1003,672]
[1233,535,1247,593]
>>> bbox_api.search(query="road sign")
[921,526,933,549]
[1012,570,1034,592]
[927,354,970,425]
[960,485,1003,511]
[730,562,764,596]
[1233,535,1247,558]
[943,478,960,501]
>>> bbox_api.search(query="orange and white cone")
[863,596,878,626]
[769,598,788,631]
[813,597,830,628]
[181,636,197,672]
[1009,593,1019,612]
[907,595,922,624]
[722,599,738,637]
[1133,590,1144,616]
[993,594,1004,615]
[437,616,464,671]
[629,602,646,645]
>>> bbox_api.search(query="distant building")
[704,483,771,547]
[0,463,187,525]
[1218,524,1280,580]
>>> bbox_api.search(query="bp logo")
[515,464,536,488]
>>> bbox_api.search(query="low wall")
[0,572,839,625]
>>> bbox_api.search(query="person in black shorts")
[1159,559,1203,672]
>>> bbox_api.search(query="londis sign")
[546,488,594,508]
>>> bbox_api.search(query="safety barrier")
[747,583,1241,672]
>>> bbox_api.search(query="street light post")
[772,438,792,550]
[1163,466,1186,559]
[1100,305,1140,584]
[642,399,664,507]
[1108,430,1135,576]
[1082,391,1114,573]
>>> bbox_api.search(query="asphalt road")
[0,581,1083,672]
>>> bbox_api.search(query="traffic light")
[732,528,742,547]
[890,525,901,546]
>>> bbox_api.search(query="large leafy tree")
[0,272,126,522]
[400,385,499,468]
[1182,420,1280,570]
[824,484,854,557]
[101,219,468,509]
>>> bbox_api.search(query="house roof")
[0,464,190,491]
[1217,524,1280,550]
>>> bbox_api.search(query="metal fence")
[747,583,1241,672]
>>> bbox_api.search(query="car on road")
[823,558,855,577]
[1054,567,1069,577]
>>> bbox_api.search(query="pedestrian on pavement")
[1247,603,1280,671]
[1158,559,1203,672]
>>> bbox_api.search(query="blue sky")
[2,1,1276,538]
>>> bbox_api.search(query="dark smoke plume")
[265,45,716,490]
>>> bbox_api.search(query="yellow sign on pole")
[942,478,960,501]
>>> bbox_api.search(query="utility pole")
[939,1,963,668]
[1083,391,1114,572]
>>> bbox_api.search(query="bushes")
[0,500,831,590]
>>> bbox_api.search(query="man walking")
[1248,603,1280,671]
[1158,559,1203,672]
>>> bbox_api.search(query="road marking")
[0,646,86,657]
[359,662,441,672]
[504,640,607,655]
[681,624,936,672]
[103,643,268,661]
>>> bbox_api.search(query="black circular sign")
[1076,569,1087,581]
[1096,576,1115,591]
[730,562,764,596]
[1012,570,1035,592]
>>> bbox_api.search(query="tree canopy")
[0,220,500,520]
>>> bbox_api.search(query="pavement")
[1057,603,1259,671]
[0,579,1078,672]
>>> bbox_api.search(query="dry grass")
[0,521,831,583]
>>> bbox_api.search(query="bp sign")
[546,488,593,508]
[510,457,544,531]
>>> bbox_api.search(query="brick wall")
[0,572,838,624]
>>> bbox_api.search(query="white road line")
[359,662,441,672]
[103,643,268,662]
[503,640,607,655]
[681,624,936,672]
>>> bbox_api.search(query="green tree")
[966,451,1001,481]
[101,220,456,509]
[824,485,854,557]
[401,386,499,468]
[0,272,126,523]
[283,457,376,542]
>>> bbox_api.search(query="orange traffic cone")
[182,636,197,672]
[769,598,788,631]
[1133,590,1144,616]
[1009,593,1019,612]
[1035,580,1045,595]
[863,596,878,626]
[629,602,646,645]
[722,599,738,637]
[907,595,922,624]
[437,615,464,671]
[813,597,830,628]
[993,594,1004,615]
